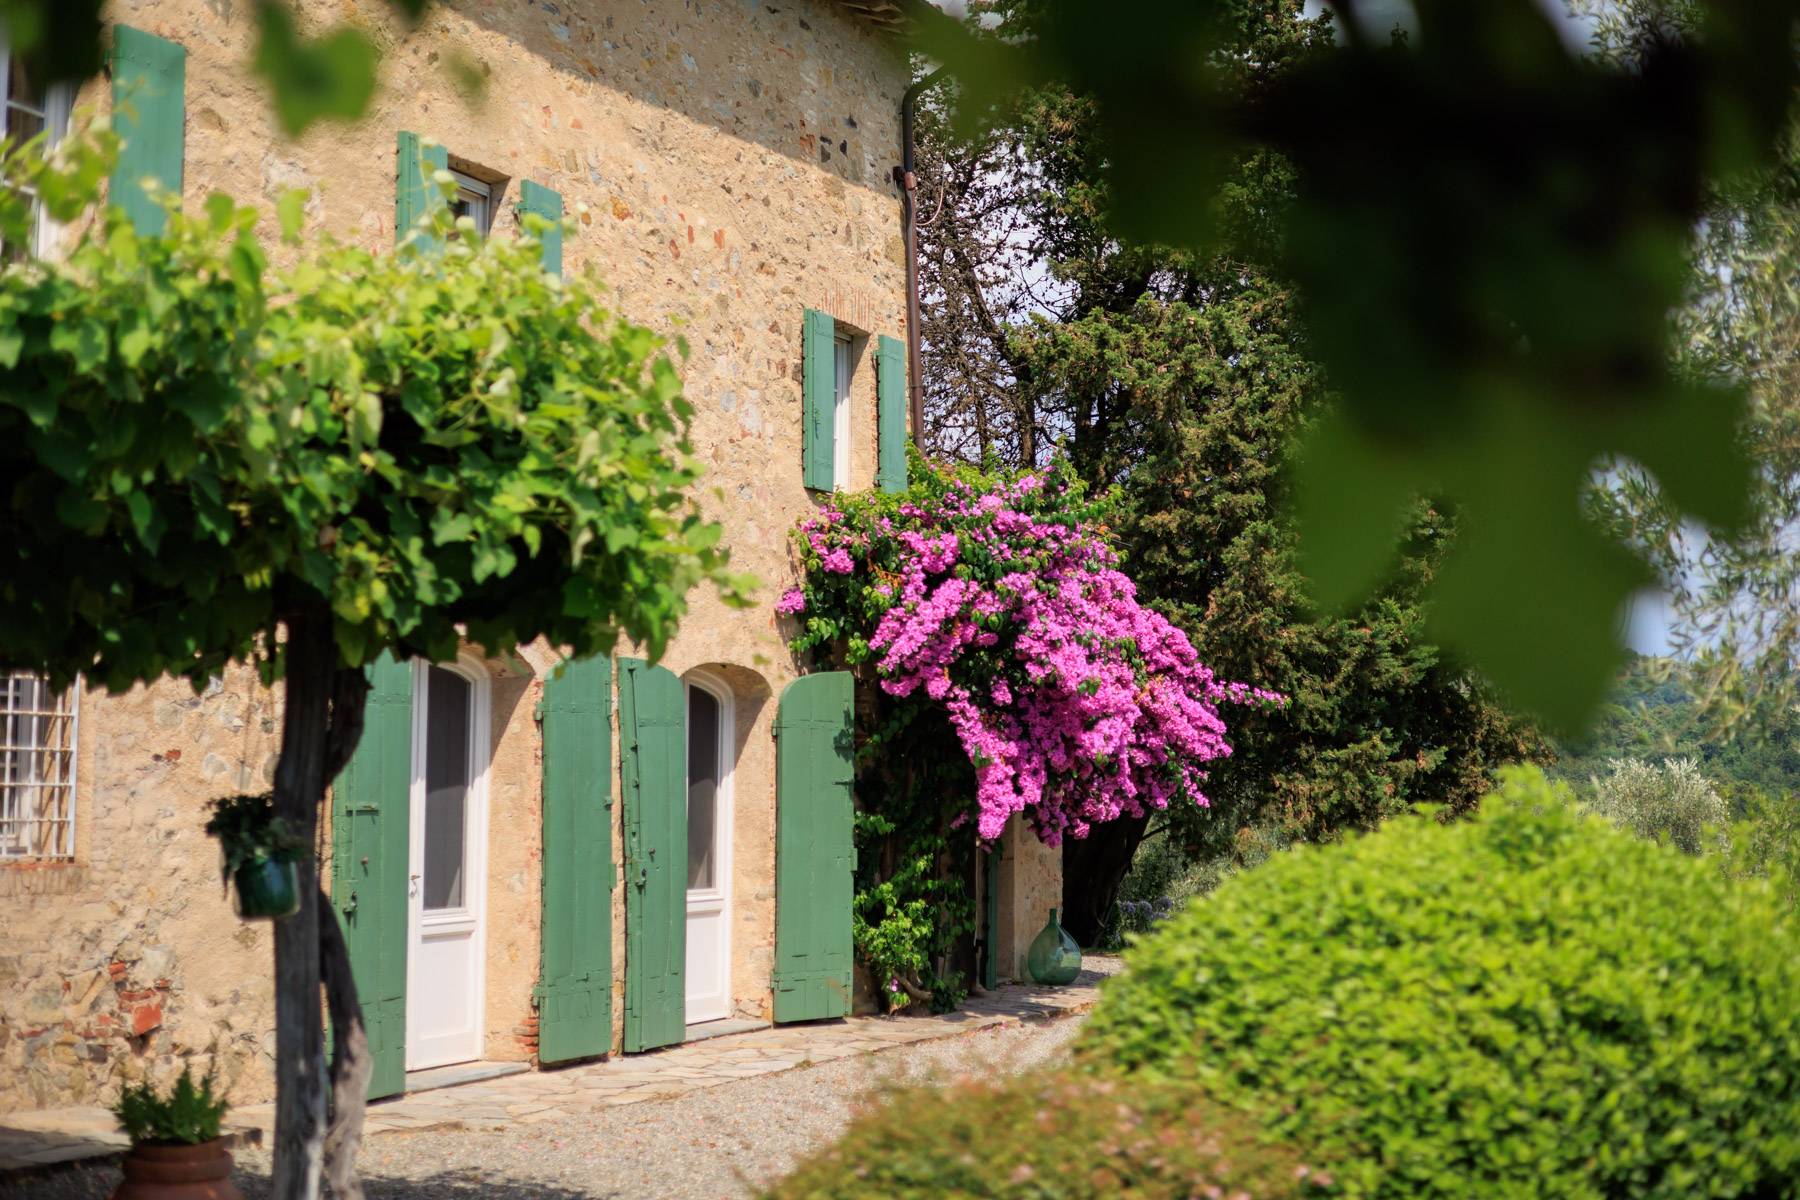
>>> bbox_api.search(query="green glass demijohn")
[1026,906,1082,985]
[232,857,301,920]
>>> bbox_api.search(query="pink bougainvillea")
[787,465,1282,846]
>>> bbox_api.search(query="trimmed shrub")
[1080,767,1800,1199]
[765,1067,1331,1200]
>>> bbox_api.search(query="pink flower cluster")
[792,472,1282,846]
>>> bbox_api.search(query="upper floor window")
[833,333,854,490]
[1,43,75,261]
[1,671,78,860]
[448,169,492,237]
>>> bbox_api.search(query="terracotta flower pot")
[111,1139,243,1200]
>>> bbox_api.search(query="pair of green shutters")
[395,131,563,273]
[330,653,616,1099]
[103,32,563,277]
[609,663,858,1051]
[334,656,854,1097]
[802,310,909,495]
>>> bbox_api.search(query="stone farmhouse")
[0,0,1062,1113]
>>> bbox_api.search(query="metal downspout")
[897,66,948,446]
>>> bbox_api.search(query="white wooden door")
[683,675,733,1025]
[406,660,489,1070]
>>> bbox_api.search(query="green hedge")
[1080,768,1800,1199]
[766,1067,1330,1200]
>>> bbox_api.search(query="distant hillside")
[1551,654,1800,808]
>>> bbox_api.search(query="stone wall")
[1,0,909,1112]
[0,664,282,1111]
[995,815,1065,984]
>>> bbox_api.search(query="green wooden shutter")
[331,652,412,1100]
[109,27,186,236]
[876,333,908,494]
[773,671,855,1022]
[517,181,564,277]
[982,841,1002,992]
[535,655,614,1063]
[619,658,686,1052]
[395,130,449,254]
[802,308,836,492]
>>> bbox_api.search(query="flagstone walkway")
[0,966,1114,1179]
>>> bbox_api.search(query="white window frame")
[1,671,79,860]
[683,670,735,910]
[448,170,493,237]
[833,334,853,490]
[682,669,735,1025]
[404,653,492,1070]
[0,38,76,260]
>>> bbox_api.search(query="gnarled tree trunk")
[270,609,332,1200]
[320,667,371,1200]
[270,616,374,1200]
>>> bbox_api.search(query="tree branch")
[323,669,371,786]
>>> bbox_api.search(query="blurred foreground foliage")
[766,1065,1333,1200]
[920,0,1800,731]
[1578,0,1800,732]
[915,1,1547,942]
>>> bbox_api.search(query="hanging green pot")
[232,857,300,920]
[1026,906,1082,986]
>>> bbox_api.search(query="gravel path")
[6,1008,1093,1200]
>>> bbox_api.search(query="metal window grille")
[0,671,78,859]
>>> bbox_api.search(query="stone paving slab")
[0,968,1111,1175]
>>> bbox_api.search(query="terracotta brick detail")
[130,1004,163,1037]
[514,1009,541,1061]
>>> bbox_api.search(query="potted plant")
[110,1065,241,1200]
[204,793,305,920]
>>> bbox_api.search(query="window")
[833,334,853,490]
[447,170,492,238]
[0,43,74,261]
[422,664,474,910]
[1,672,78,859]
[686,684,721,890]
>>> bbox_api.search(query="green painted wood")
[331,652,412,1100]
[773,672,855,1022]
[619,658,686,1052]
[108,27,186,236]
[394,131,449,254]
[982,841,1002,992]
[517,181,564,277]
[876,333,908,494]
[535,655,613,1064]
[802,308,836,492]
